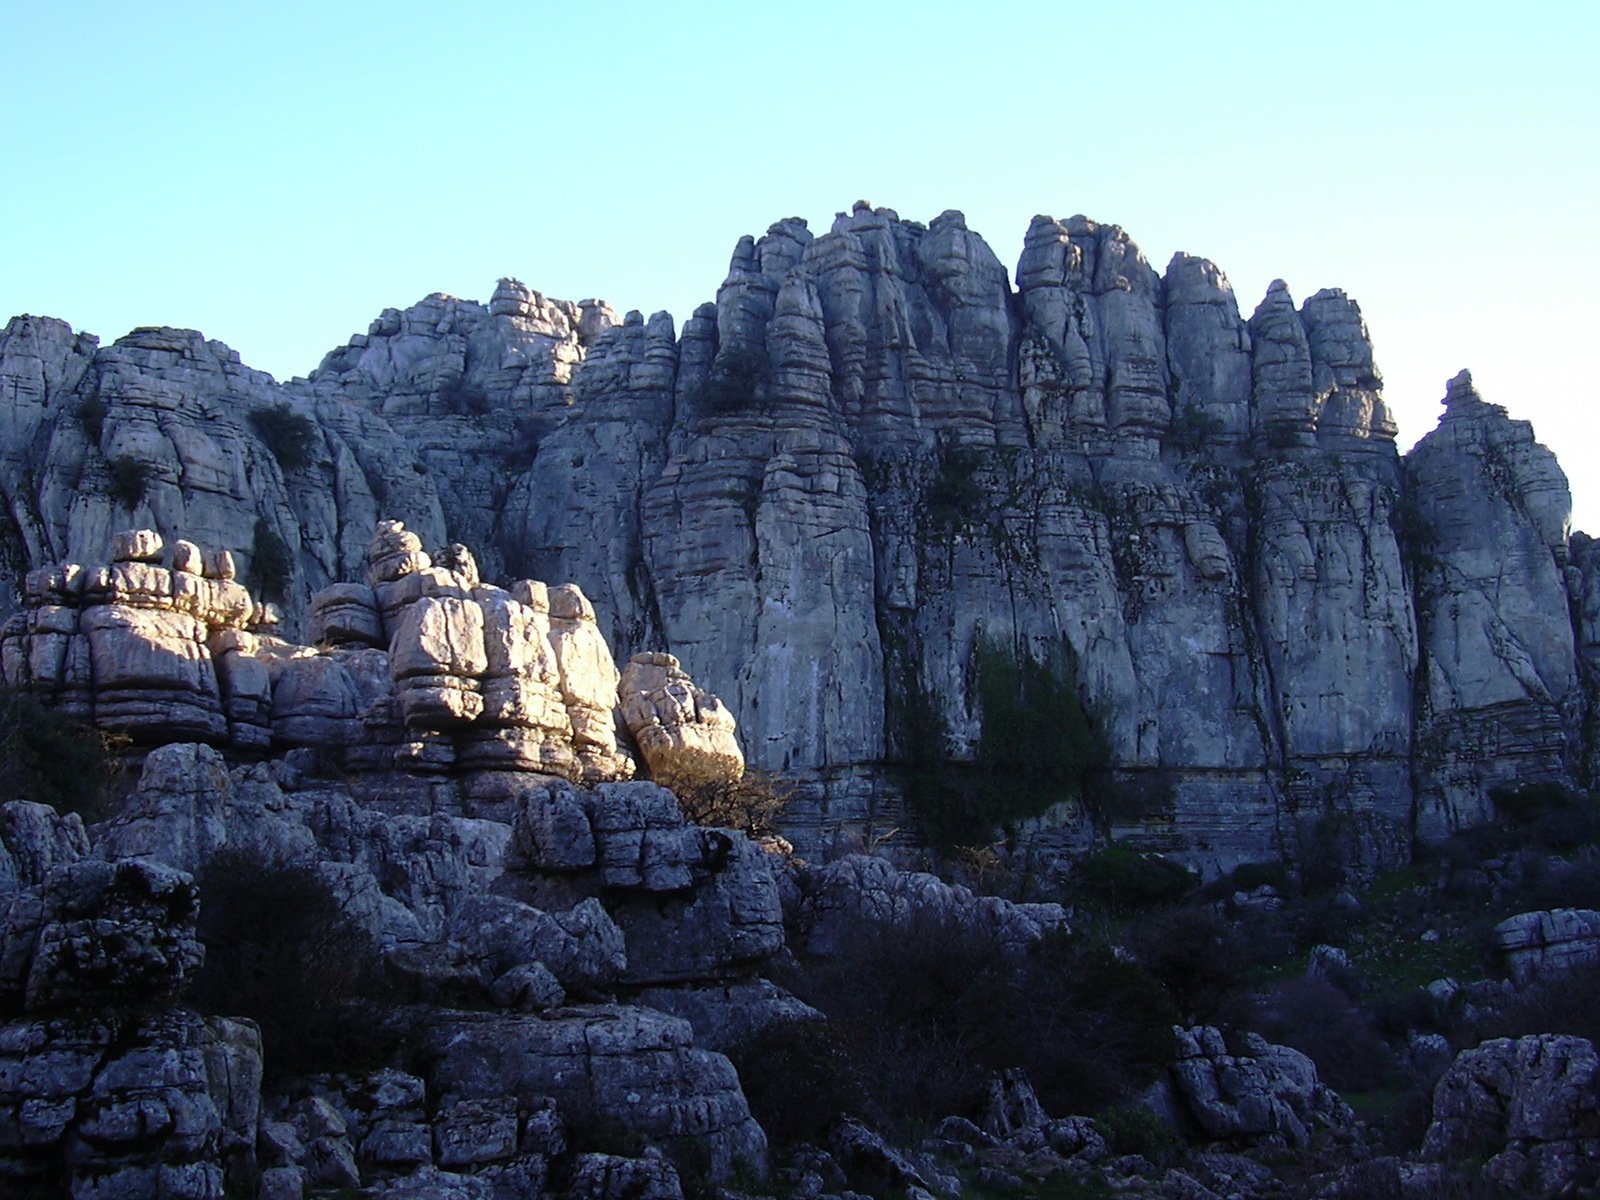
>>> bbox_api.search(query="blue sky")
[5,1,1597,528]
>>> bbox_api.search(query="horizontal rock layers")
[1,524,742,804]
[1,206,1590,871]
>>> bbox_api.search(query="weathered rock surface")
[5,206,1593,874]
[1151,1026,1355,1150]
[1422,1034,1600,1198]
[0,1009,260,1200]
[0,525,794,1190]
[784,853,1069,958]
[1493,908,1600,986]
[2,525,747,805]
[620,652,744,785]
[0,857,203,1011]
[1407,371,1579,835]
[419,1006,767,1180]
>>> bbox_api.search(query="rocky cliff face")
[0,525,1076,1197]
[1,204,1586,873]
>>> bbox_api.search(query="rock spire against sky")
[4,1,1595,527]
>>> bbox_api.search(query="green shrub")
[666,766,789,837]
[248,402,318,471]
[1094,1105,1181,1168]
[694,345,769,415]
[1525,854,1600,912]
[773,920,1179,1133]
[1462,960,1600,1047]
[75,393,107,443]
[1088,772,1177,826]
[974,635,1106,806]
[245,518,293,601]
[1246,976,1394,1092]
[926,447,986,529]
[1165,406,1225,452]
[726,1019,870,1148]
[190,851,395,1080]
[1123,905,1247,1023]
[440,377,492,416]
[900,636,1107,848]
[780,913,1015,1127]
[106,455,153,508]
[1076,846,1196,913]
[1017,933,1181,1114]
[1200,859,1288,901]
[0,689,127,821]
[1490,782,1600,851]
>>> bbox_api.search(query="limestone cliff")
[0,205,1585,873]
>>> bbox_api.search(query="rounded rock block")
[111,528,165,564]
[620,653,744,787]
[170,539,205,576]
[308,583,384,648]
[366,519,432,587]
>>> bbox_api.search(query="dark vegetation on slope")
[737,780,1600,1165]
[106,454,154,508]
[896,635,1108,848]
[189,850,400,1081]
[246,517,293,601]
[0,689,128,822]
[248,402,319,471]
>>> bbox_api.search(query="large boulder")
[0,858,203,1011]
[1493,909,1600,986]
[619,652,743,785]
[1422,1034,1600,1198]
[1154,1025,1354,1149]
[419,1006,766,1182]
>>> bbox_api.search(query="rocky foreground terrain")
[2,205,1599,1197]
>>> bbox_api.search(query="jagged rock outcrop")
[0,1009,262,1200]
[0,856,203,1012]
[420,1006,767,1181]
[783,853,1069,959]
[2,206,1592,878]
[0,526,795,1193]
[0,523,753,795]
[1407,370,1580,834]
[1422,1034,1600,1198]
[1148,1026,1355,1150]
[619,652,744,784]
[1493,908,1600,985]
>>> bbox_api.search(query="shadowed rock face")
[0,207,1586,873]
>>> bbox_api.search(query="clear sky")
[5,2,1596,529]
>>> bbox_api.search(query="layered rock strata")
[1,205,1590,873]
[1,524,742,799]
[0,520,786,1194]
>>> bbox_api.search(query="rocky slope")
[0,523,1079,1198]
[2,519,1598,1197]
[1,204,1588,873]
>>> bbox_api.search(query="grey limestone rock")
[630,978,821,1053]
[565,1151,683,1200]
[1493,908,1600,986]
[1407,371,1580,835]
[786,854,1069,960]
[3,205,1595,879]
[1159,1025,1355,1150]
[0,1008,260,1200]
[619,652,743,785]
[0,801,89,898]
[420,1005,766,1182]
[1422,1034,1600,1198]
[0,857,203,1011]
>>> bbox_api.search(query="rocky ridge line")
[0,206,1588,875]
